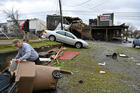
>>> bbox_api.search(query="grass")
[29,41,60,47]
[114,46,140,54]
[0,41,60,53]
[0,44,16,52]
[54,45,132,93]
[127,47,140,52]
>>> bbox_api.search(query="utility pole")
[59,0,63,30]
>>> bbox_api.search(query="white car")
[41,30,88,48]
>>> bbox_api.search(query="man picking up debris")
[13,40,41,65]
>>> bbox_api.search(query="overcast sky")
[0,0,140,29]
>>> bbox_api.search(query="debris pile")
[0,46,80,92]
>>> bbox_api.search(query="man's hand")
[16,59,21,63]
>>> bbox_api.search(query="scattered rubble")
[119,54,128,58]
[99,71,106,74]
[78,80,83,84]
[136,63,140,66]
[98,62,106,66]
[106,52,117,59]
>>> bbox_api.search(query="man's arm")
[15,49,20,59]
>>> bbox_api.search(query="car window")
[56,31,65,36]
[66,32,75,39]
[136,36,140,39]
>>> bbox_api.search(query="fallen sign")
[59,51,80,60]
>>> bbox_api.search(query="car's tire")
[49,35,56,41]
[132,43,136,48]
[75,42,82,48]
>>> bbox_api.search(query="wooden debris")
[60,70,73,75]
[49,62,57,66]
[48,46,67,66]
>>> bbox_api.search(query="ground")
[57,41,140,93]
[1,40,140,93]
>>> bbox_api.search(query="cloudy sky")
[0,0,140,29]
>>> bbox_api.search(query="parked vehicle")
[132,36,140,48]
[41,30,88,48]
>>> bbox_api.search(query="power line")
[18,11,140,18]
[64,0,93,7]
[88,0,108,10]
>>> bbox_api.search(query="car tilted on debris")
[41,30,89,48]
[132,36,140,48]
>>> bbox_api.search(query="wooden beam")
[106,28,108,41]
[90,26,93,40]
[126,28,128,41]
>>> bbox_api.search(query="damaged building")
[89,13,129,41]
[46,13,129,41]
[46,15,82,30]
[46,15,90,39]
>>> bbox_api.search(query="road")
[88,41,140,92]
[0,40,12,45]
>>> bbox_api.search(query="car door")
[64,32,76,45]
[138,38,140,46]
[55,31,66,42]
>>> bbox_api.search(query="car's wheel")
[132,43,136,48]
[75,42,82,48]
[49,35,56,41]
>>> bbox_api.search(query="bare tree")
[126,23,137,32]
[126,23,137,38]
[3,8,24,38]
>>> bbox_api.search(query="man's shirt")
[15,42,38,61]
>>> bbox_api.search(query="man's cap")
[12,39,21,46]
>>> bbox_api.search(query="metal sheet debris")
[59,51,80,60]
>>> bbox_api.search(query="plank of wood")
[60,70,73,75]
[54,48,62,60]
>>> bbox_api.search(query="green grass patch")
[29,41,60,48]
[55,45,132,93]
[0,44,16,52]
[0,41,60,53]
[127,47,140,52]
[114,46,140,54]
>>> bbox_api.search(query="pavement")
[0,40,12,45]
